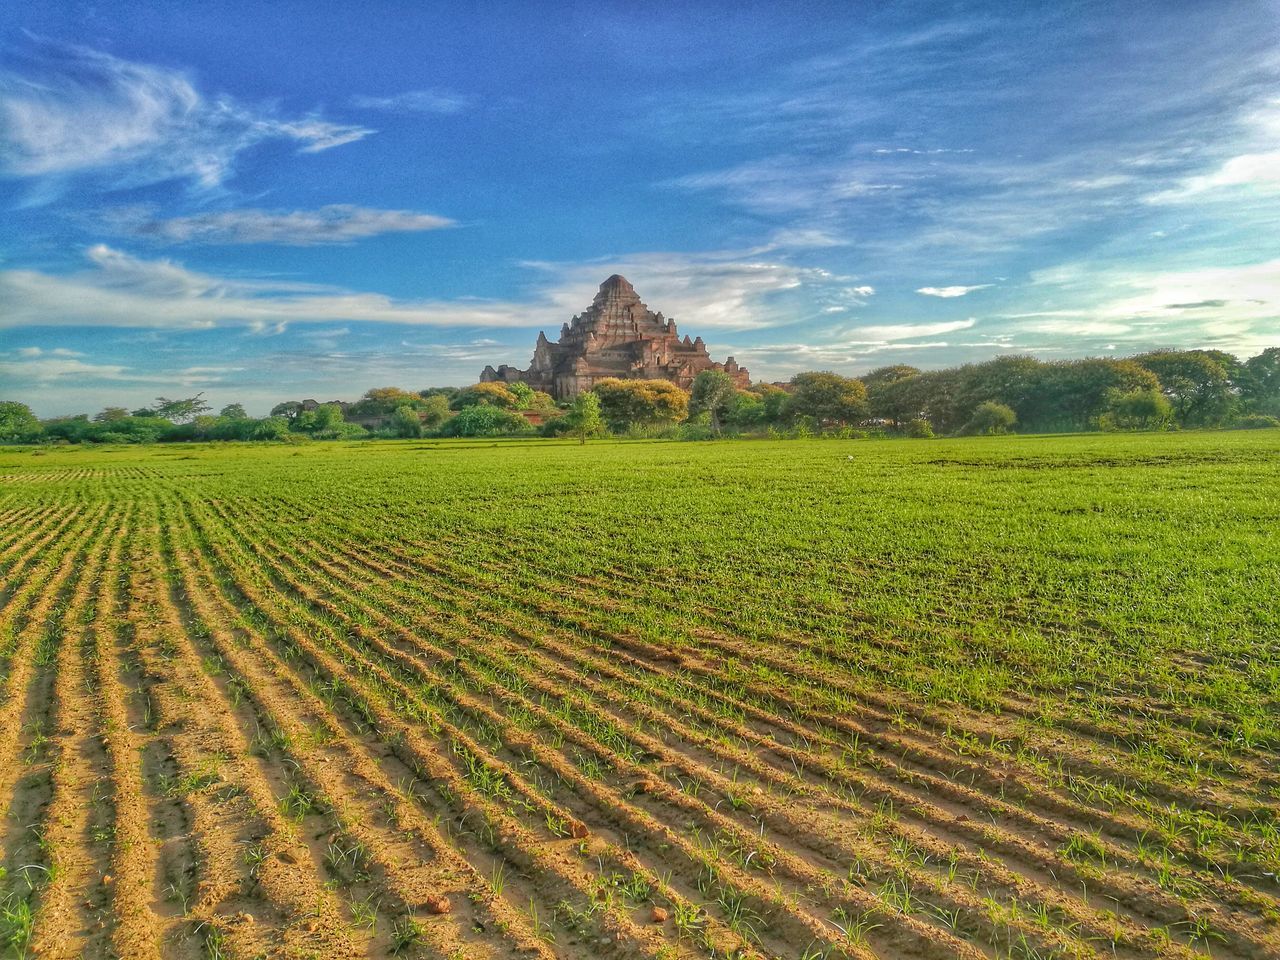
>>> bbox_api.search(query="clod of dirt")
[277,849,298,864]
[569,820,589,839]
[650,906,669,923]
[425,894,452,915]
[101,875,114,886]
[632,779,658,794]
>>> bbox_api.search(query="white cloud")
[520,250,848,330]
[843,318,976,341]
[1148,100,1280,202]
[14,346,82,358]
[0,245,837,334]
[0,40,372,192]
[1153,150,1280,201]
[916,284,992,298]
[125,205,455,245]
[348,90,470,114]
[1028,257,1280,355]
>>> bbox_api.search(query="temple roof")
[593,274,639,304]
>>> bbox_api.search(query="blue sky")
[2,1,1279,416]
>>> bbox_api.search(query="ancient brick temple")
[481,275,749,400]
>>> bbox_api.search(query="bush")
[389,405,424,438]
[962,401,1016,436]
[539,415,574,437]
[440,405,529,437]
[1232,414,1280,430]
[905,418,934,438]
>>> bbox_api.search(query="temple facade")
[480,275,749,400]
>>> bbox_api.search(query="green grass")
[3,430,1278,956]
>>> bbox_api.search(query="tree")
[564,390,604,444]
[153,393,211,424]
[860,365,921,392]
[1020,358,1158,432]
[450,383,521,410]
[962,401,1017,435]
[785,372,868,426]
[1242,347,1280,415]
[93,406,130,422]
[389,405,424,438]
[689,370,736,435]
[350,387,425,417]
[1134,350,1234,426]
[1105,387,1172,430]
[419,394,450,428]
[0,401,40,442]
[219,403,248,419]
[270,401,304,423]
[419,386,459,400]
[249,416,291,441]
[592,378,689,431]
[312,403,345,433]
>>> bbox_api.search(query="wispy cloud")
[1027,257,1280,355]
[0,349,240,386]
[1148,100,1280,202]
[119,205,455,245]
[0,39,372,193]
[843,319,976,341]
[0,244,849,334]
[916,285,991,298]
[348,89,470,114]
[519,249,862,330]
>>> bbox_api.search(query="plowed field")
[1,432,1277,959]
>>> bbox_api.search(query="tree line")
[2,347,1277,444]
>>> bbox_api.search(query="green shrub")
[1232,413,1280,430]
[440,405,529,437]
[905,418,934,438]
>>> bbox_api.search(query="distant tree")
[270,400,304,422]
[592,378,689,430]
[0,401,40,442]
[725,390,765,429]
[785,372,868,426]
[565,390,604,444]
[755,384,790,423]
[1105,387,1172,430]
[689,370,736,435]
[153,393,211,424]
[249,416,291,441]
[419,394,451,428]
[419,386,459,400]
[1021,358,1159,432]
[860,364,921,392]
[508,381,535,409]
[1242,347,1280,415]
[450,383,521,410]
[1134,350,1235,426]
[351,387,425,417]
[312,403,345,432]
[389,405,424,438]
[962,401,1017,435]
[130,406,157,418]
[219,403,248,419]
[93,406,130,422]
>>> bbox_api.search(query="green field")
[1,431,1277,959]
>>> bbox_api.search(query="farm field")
[0,432,1277,960]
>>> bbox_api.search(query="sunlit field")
[1,432,1277,960]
